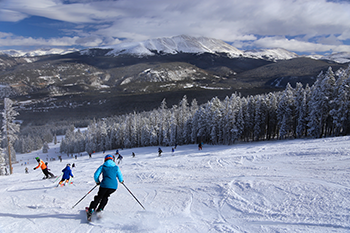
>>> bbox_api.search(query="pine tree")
[308,68,336,138]
[42,142,49,153]
[331,66,350,135]
[1,98,20,174]
[277,83,296,139]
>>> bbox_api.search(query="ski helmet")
[35,157,40,161]
[104,154,114,161]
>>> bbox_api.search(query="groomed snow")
[1,136,350,232]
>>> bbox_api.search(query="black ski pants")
[42,168,54,178]
[89,187,116,212]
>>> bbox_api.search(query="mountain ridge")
[0,35,349,125]
[2,35,349,63]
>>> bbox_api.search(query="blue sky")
[1,0,350,55]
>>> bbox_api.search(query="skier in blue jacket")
[87,154,124,218]
[59,164,73,186]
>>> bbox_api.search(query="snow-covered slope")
[1,135,350,232]
[0,48,78,57]
[321,52,350,63]
[244,48,299,61]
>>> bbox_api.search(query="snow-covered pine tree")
[42,142,49,153]
[266,92,278,140]
[232,96,245,143]
[253,95,268,141]
[1,98,20,174]
[222,96,233,145]
[330,66,350,135]
[243,96,255,141]
[308,68,336,138]
[295,83,308,138]
[277,83,296,139]
[208,97,222,144]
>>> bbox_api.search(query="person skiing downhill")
[58,164,74,186]
[86,154,124,221]
[33,157,55,179]
[117,154,123,164]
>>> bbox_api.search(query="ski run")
[1,135,350,233]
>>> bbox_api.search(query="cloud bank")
[1,0,350,53]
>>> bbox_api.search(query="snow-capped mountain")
[0,48,79,57]
[244,48,299,61]
[101,35,244,58]
[320,52,350,63]
[2,35,350,63]
[0,34,348,126]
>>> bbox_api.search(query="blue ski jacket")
[94,159,124,189]
[62,166,73,180]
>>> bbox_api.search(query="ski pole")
[69,177,74,185]
[54,173,62,183]
[71,184,98,209]
[121,182,145,210]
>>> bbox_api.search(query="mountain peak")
[103,35,244,57]
[2,35,350,63]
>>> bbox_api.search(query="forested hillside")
[56,65,350,155]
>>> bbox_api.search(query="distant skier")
[158,147,162,157]
[86,154,124,221]
[132,152,135,158]
[25,167,29,174]
[58,164,74,186]
[172,147,175,155]
[117,154,123,164]
[198,142,203,150]
[33,157,55,179]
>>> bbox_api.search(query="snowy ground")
[1,136,350,233]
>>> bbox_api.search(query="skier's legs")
[96,188,115,211]
[89,187,112,212]
[59,178,66,185]
[42,168,49,178]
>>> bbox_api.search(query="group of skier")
[32,144,194,222]
[33,157,74,186]
[32,152,124,222]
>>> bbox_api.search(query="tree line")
[59,65,350,154]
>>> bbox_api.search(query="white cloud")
[0,9,28,22]
[251,36,350,53]
[0,34,80,47]
[1,0,350,53]
[338,30,350,40]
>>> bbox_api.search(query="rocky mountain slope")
[0,35,348,125]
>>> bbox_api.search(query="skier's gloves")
[120,181,124,184]
[33,167,36,170]
[96,182,101,185]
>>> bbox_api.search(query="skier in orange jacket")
[33,157,55,179]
